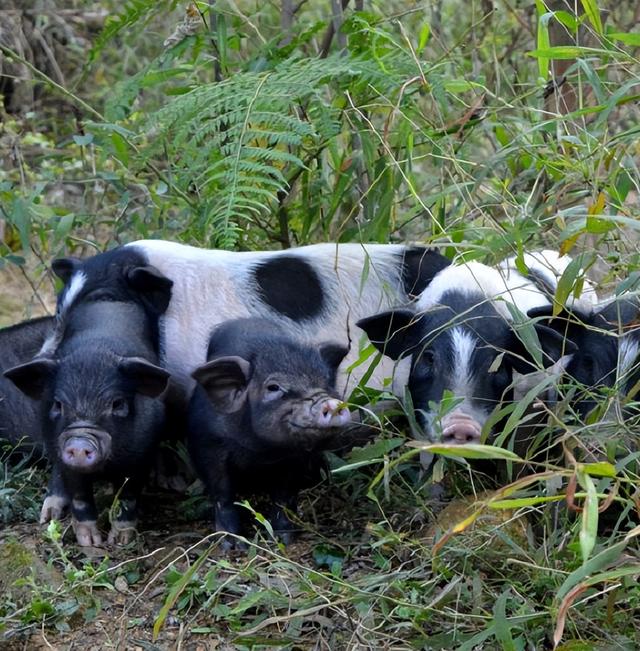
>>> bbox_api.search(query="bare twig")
[319,0,350,58]
[280,0,295,47]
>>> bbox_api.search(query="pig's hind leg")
[210,454,247,550]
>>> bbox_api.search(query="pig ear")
[595,297,640,327]
[4,358,58,400]
[507,324,577,374]
[192,356,251,414]
[318,344,349,370]
[127,266,174,315]
[356,309,417,360]
[119,357,171,398]
[51,257,82,284]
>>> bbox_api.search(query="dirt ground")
[1,488,300,650]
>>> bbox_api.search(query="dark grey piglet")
[188,317,351,546]
[5,301,170,546]
[0,316,54,457]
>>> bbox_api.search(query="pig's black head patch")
[53,247,173,318]
[400,247,451,298]
[528,297,640,414]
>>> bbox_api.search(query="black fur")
[253,256,325,321]
[359,289,573,437]
[400,247,451,298]
[4,301,170,544]
[54,246,173,354]
[529,297,640,416]
[0,316,53,456]
[189,317,349,546]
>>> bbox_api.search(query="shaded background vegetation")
[0,1,639,649]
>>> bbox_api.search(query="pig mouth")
[58,423,112,473]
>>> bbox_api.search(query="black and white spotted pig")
[51,241,450,403]
[358,259,576,444]
[5,299,171,546]
[188,317,351,545]
[0,316,54,457]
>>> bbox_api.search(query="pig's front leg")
[269,488,299,545]
[66,475,101,546]
[205,450,244,549]
[107,475,144,545]
[40,462,70,523]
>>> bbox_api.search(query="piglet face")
[254,372,351,445]
[408,327,512,443]
[358,301,575,445]
[192,342,351,449]
[5,352,170,472]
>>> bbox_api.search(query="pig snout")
[441,411,482,444]
[59,422,112,472]
[63,436,99,469]
[315,398,351,428]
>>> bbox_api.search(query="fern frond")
[90,0,167,62]
[146,52,420,247]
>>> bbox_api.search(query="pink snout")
[62,436,100,470]
[441,411,482,444]
[316,398,351,428]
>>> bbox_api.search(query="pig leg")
[206,453,245,548]
[107,476,144,545]
[40,462,70,523]
[269,488,299,545]
[66,475,102,547]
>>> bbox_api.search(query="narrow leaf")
[578,471,598,564]
[406,442,523,461]
[580,0,603,35]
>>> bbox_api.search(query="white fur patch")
[37,272,87,357]
[126,240,414,396]
[60,271,87,314]
[499,250,598,309]
[450,327,476,398]
[416,261,550,320]
[618,336,640,383]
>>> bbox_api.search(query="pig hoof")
[39,495,70,523]
[107,521,137,545]
[219,535,248,552]
[72,520,103,547]
[276,530,295,546]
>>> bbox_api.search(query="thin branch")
[319,0,350,58]
[280,0,295,47]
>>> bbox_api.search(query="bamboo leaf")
[578,470,598,564]
[406,442,523,461]
[580,0,603,35]
[609,32,640,46]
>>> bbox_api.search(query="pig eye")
[264,383,285,401]
[112,398,129,417]
[413,349,435,376]
[50,400,63,418]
